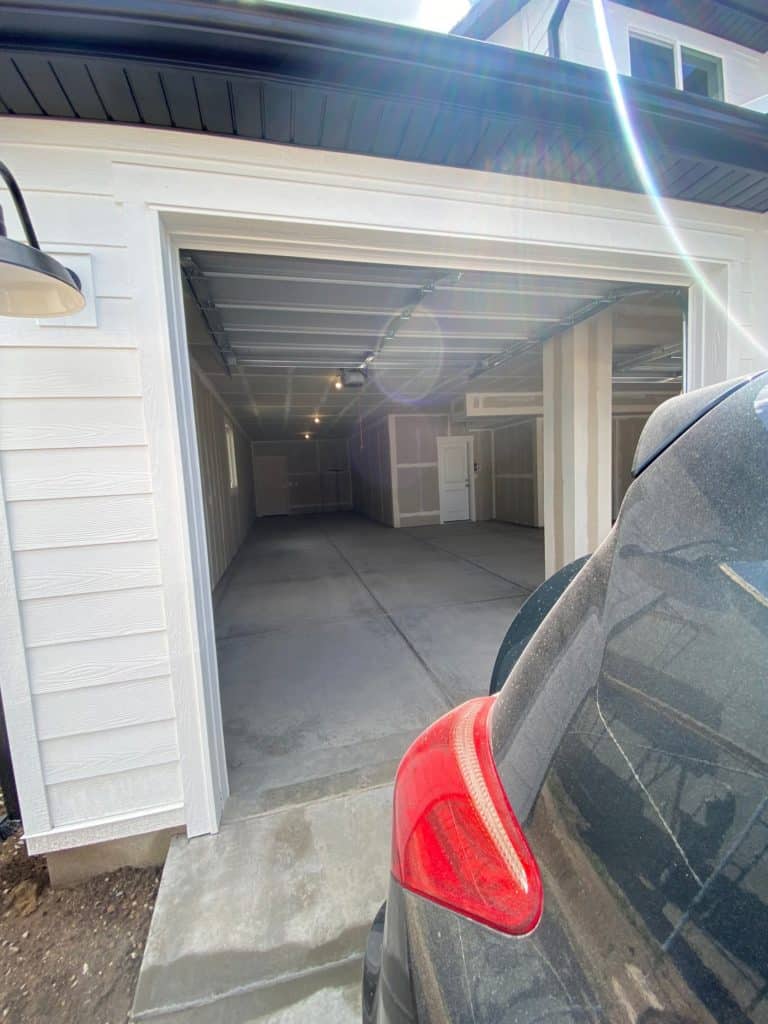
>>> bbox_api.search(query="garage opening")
[180,251,683,817]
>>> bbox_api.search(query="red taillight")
[391,696,542,935]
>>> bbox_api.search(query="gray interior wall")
[612,414,649,519]
[350,418,394,525]
[492,419,540,527]
[191,366,255,588]
[252,439,352,514]
[392,414,449,528]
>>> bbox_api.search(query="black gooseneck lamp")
[0,161,85,317]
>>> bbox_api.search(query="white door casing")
[438,437,471,523]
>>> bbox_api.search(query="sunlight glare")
[590,0,765,364]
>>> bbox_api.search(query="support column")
[543,310,612,577]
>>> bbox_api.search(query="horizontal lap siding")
[0,183,182,833]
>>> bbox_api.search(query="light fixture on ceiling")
[304,432,311,440]
[0,162,85,318]
[313,415,321,424]
[340,368,367,389]
[334,376,343,390]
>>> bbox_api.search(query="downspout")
[547,0,571,59]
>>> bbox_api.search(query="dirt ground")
[0,825,160,1024]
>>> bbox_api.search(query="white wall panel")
[0,447,152,501]
[14,540,162,600]
[0,397,145,450]
[47,763,183,828]
[7,494,156,550]
[0,348,140,398]
[27,631,170,694]
[40,720,179,786]
[21,586,166,648]
[0,298,135,348]
[34,676,175,741]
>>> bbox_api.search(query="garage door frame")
[108,135,751,838]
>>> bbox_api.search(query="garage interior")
[181,251,684,818]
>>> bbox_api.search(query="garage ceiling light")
[0,162,85,318]
[340,368,368,388]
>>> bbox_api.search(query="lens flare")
[590,0,765,367]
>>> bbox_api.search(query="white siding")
[490,0,558,55]
[0,163,184,842]
[490,0,768,108]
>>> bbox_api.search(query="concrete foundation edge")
[46,826,184,888]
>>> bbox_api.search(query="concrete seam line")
[220,778,395,828]
[320,527,455,711]
[131,952,362,1021]
[405,530,534,595]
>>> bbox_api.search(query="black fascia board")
[0,0,766,178]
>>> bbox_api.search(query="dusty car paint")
[366,372,768,1023]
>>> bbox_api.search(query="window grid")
[628,31,725,102]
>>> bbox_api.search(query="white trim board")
[25,804,184,855]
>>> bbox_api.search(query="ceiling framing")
[182,251,684,441]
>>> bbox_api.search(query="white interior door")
[438,438,471,523]
[253,456,290,516]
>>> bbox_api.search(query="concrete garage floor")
[132,516,543,1023]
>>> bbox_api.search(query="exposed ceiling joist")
[183,250,683,441]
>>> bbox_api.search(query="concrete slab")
[218,615,449,817]
[133,786,389,1023]
[226,545,353,585]
[403,522,545,590]
[392,595,526,705]
[359,559,525,612]
[215,574,380,638]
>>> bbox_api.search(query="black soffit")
[454,0,768,53]
[0,1,766,213]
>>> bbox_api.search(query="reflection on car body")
[364,373,768,1024]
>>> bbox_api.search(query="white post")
[543,310,613,577]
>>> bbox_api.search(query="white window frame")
[224,420,238,491]
[628,29,725,101]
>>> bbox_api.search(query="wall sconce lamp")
[0,161,85,318]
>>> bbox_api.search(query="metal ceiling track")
[468,284,662,381]
[180,254,237,376]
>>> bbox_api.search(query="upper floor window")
[629,35,675,88]
[629,34,724,101]
[681,47,724,101]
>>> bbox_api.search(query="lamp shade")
[0,235,85,318]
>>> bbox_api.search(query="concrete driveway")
[132,516,543,1022]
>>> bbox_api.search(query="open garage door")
[179,250,684,815]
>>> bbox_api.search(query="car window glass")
[578,381,768,1021]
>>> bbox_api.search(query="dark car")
[363,371,768,1024]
